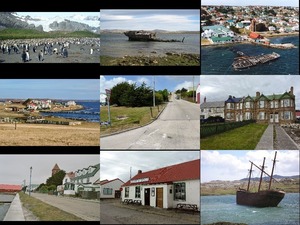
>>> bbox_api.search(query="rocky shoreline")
[100,53,200,66]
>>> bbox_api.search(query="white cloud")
[174,81,193,92]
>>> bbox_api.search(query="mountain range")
[0,12,100,33]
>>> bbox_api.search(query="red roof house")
[0,184,22,193]
[121,159,200,209]
[100,178,124,199]
[249,32,263,39]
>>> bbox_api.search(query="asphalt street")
[101,95,200,149]
[30,193,100,221]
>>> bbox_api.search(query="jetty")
[124,30,184,42]
[232,52,280,70]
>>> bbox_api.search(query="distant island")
[100,29,200,34]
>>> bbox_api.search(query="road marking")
[148,129,159,136]
[162,133,167,139]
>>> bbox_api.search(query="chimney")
[256,91,260,98]
[290,86,294,95]
[138,170,142,174]
[229,95,232,99]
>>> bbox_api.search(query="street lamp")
[29,166,32,196]
[153,76,155,107]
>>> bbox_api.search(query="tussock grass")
[19,192,84,221]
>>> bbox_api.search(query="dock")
[232,52,280,70]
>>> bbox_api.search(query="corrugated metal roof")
[0,184,22,191]
[100,178,124,185]
[122,159,200,187]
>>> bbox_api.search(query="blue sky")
[100,10,200,31]
[201,0,299,7]
[0,79,99,100]
[201,150,300,182]
[100,75,200,102]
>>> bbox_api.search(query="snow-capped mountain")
[3,12,100,32]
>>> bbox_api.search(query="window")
[245,102,252,109]
[135,186,141,198]
[281,99,290,107]
[201,109,204,112]
[259,112,265,120]
[87,177,90,183]
[226,113,232,119]
[236,104,239,110]
[259,101,265,108]
[65,178,67,183]
[240,103,243,109]
[103,188,113,195]
[226,103,233,109]
[125,187,129,197]
[245,112,251,120]
[284,111,292,120]
[208,109,211,112]
[174,183,186,200]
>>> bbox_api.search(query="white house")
[268,26,276,31]
[63,163,100,195]
[200,98,225,119]
[121,159,200,210]
[100,178,124,199]
[66,101,76,106]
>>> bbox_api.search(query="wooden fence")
[201,120,255,138]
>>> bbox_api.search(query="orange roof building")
[249,32,264,39]
[121,159,200,209]
[0,184,22,193]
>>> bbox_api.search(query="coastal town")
[201,5,299,45]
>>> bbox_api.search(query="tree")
[36,183,45,191]
[46,170,66,187]
[22,98,32,106]
[229,25,240,34]
[256,23,268,32]
[110,82,134,106]
[155,93,164,105]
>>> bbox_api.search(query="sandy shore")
[0,123,99,146]
[0,43,100,63]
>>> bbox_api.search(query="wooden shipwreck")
[124,30,184,42]
[236,151,285,207]
[232,52,280,70]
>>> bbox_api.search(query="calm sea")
[201,35,299,75]
[0,194,14,221]
[100,32,200,57]
[41,101,100,122]
[201,193,299,225]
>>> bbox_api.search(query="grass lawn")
[18,192,84,221]
[100,104,166,136]
[200,123,268,150]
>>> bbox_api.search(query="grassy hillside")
[0,28,100,40]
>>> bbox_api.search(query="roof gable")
[100,178,124,185]
[122,159,200,187]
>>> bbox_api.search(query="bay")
[201,35,299,75]
[0,194,15,221]
[41,101,100,122]
[201,193,300,225]
[100,32,200,57]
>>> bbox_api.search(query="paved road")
[31,193,100,221]
[101,200,199,224]
[101,95,200,149]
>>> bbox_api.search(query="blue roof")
[225,97,243,103]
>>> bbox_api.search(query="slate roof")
[225,97,243,103]
[122,159,200,187]
[200,101,225,108]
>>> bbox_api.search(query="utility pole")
[29,166,32,196]
[153,76,155,107]
[192,76,195,103]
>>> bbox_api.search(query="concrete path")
[255,124,273,150]
[275,125,300,150]
[31,193,100,221]
[3,194,25,221]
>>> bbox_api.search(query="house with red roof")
[0,184,22,193]
[100,178,124,199]
[121,159,200,209]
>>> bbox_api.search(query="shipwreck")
[124,30,185,42]
[236,151,285,207]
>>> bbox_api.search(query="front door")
[156,188,163,208]
[144,188,150,206]
[270,114,274,123]
[115,190,121,198]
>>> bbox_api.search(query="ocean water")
[41,101,100,122]
[201,35,299,75]
[0,194,14,221]
[201,193,300,225]
[100,32,200,57]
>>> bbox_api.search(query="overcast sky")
[201,150,300,182]
[0,155,99,186]
[201,0,299,7]
[100,10,200,31]
[200,75,300,110]
[0,79,99,100]
[100,151,200,183]
[100,75,200,102]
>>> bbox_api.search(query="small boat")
[236,151,285,207]
[124,30,184,42]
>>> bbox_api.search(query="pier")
[232,52,280,70]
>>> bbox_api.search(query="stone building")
[52,163,60,176]
[224,86,296,124]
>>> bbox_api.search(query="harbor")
[232,52,280,70]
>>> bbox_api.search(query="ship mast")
[247,162,253,191]
[269,151,278,190]
[258,157,266,192]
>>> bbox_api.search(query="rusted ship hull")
[236,190,285,207]
[232,52,280,70]
[124,30,183,42]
